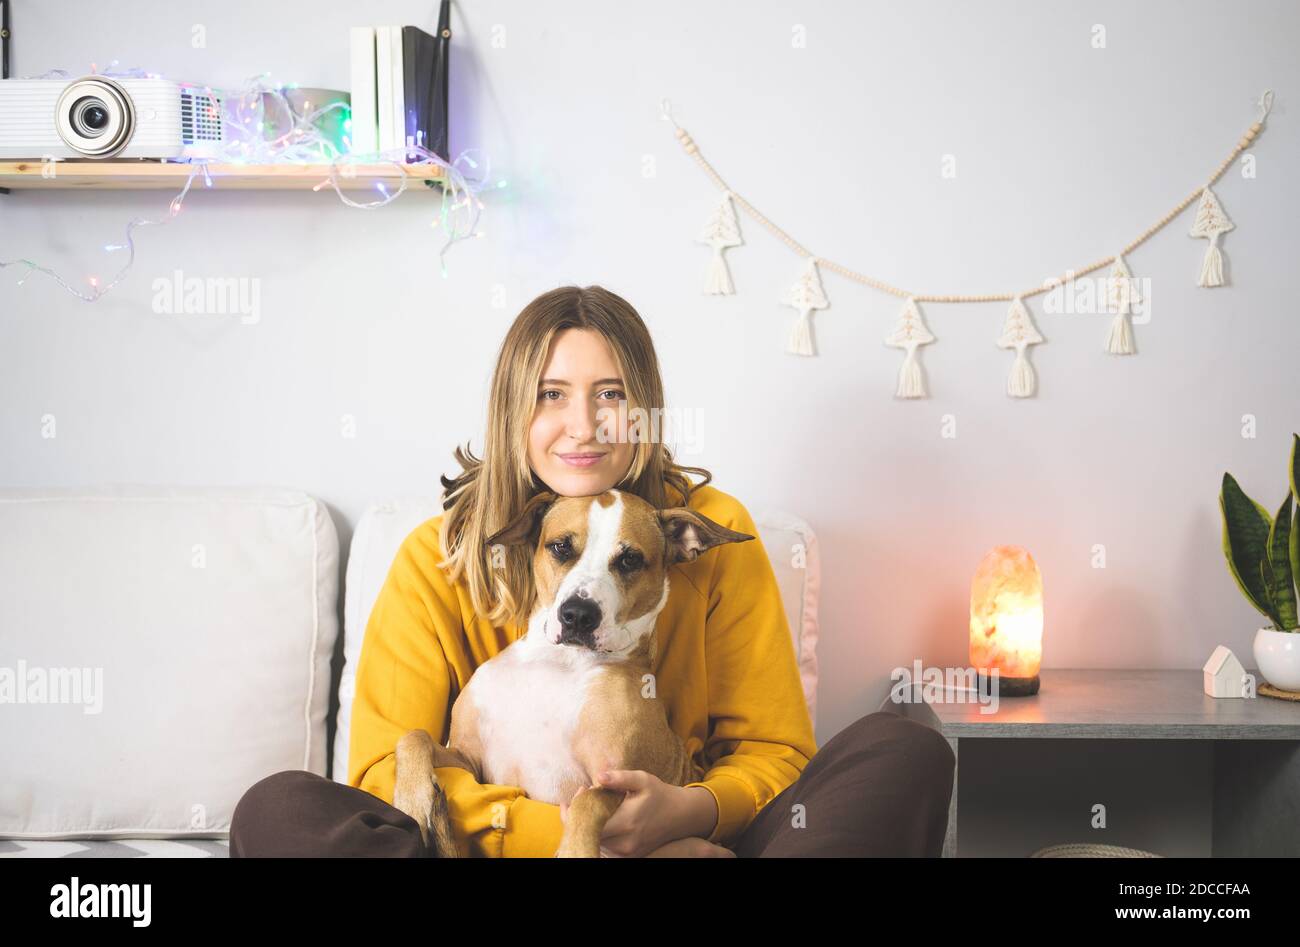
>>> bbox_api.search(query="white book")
[389,25,407,160]
[348,26,378,156]
[375,25,394,153]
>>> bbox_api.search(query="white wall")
[3,0,1298,766]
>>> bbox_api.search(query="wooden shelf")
[0,161,445,191]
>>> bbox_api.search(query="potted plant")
[1219,433,1300,691]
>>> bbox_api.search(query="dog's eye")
[615,550,644,574]
[547,538,574,561]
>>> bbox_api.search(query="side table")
[889,668,1300,857]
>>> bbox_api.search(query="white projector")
[0,76,224,160]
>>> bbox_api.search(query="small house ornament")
[1203,645,1248,698]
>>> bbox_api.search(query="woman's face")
[527,328,636,497]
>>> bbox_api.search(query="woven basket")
[1030,842,1162,858]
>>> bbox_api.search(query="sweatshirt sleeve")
[346,527,565,858]
[681,498,818,847]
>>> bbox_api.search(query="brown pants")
[230,709,954,857]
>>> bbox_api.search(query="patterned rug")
[0,838,230,857]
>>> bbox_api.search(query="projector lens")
[56,77,136,157]
[73,98,110,135]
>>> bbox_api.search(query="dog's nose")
[557,595,601,647]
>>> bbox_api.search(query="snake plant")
[1220,433,1300,631]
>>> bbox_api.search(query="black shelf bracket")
[1,0,11,194]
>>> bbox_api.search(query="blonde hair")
[437,285,713,629]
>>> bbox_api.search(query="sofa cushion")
[332,496,820,783]
[0,485,338,841]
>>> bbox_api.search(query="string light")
[2,63,496,302]
[2,165,203,302]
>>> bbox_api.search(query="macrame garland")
[783,258,829,356]
[998,296,1044,398]
[697,190,743,294]
[1189,186,1234,287]
[663,90,1272,396]
[1105,253,1141,355]
[884,297,936,398]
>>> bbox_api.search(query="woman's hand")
[558,770,718,858]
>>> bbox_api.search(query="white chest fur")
[463,633,605,805]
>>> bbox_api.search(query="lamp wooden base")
[976,670,1040,697]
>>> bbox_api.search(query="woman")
[230,285,954,857]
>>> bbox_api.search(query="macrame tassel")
[787,309,816,356]
[782,258,828,357]
[1007,346,1036,398]
[697,191,743,295]
[704,250,734,294]
[998,297,1044,399]
[1106,311,1135,355]
[885,298,935,398]
[896,346,925,398]
[1189,187,1233,288]
[1198,233,1224,287]
[1105,254,1139,355]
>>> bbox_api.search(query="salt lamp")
[970,545,1043,696]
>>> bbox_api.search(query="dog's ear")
[658,508,754,565]
[485,490,559,549]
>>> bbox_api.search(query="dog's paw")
[554,834,600,858]
[393,761,438,850]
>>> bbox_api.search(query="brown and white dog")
[392,487,754,858]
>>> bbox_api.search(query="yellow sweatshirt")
[346,483,817,857]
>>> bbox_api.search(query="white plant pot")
[1253,627,1300,692]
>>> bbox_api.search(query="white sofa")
[0,485,820,857]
